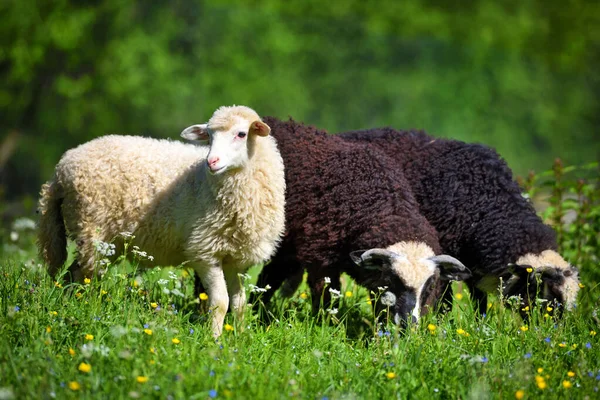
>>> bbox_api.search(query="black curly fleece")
[339,128,557,311]
[256,117,444,313]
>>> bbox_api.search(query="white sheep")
[37,105,286,336]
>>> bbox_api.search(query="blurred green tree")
[1,0,598,203]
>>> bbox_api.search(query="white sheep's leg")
[224,268,247,325]
[196,264,229,337]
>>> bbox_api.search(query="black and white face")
[506,257,580,317]
[350,243,471,327]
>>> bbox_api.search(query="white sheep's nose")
[207,156,221,171]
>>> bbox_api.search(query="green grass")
[1,161,599,399]
[1,243,599,399]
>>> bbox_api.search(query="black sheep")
[336,128,580,316]
[243,117,471,325]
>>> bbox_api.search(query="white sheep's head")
[505,250,580,318]
[350,242,470,327]
[181,105,271,175]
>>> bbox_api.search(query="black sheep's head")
[504,250,580,318]
[349,242,471,328]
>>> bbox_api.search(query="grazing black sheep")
[254,118,470,325]
[337,128,580,316]
[198,118,470,325]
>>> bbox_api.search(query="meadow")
[1,160,599,400]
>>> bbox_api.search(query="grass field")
[1,162,599,399]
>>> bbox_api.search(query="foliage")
[1,0,599,201]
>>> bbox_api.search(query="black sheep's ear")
[430,255,471,281]
[349,249,398,271]
[564,266,579,277]
[508,263,533,277]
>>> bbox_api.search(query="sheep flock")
[38,104,580,336]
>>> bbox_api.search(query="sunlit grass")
[1,242,599,399]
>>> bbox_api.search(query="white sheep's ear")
[249,120,271,137]
[429,255,471,281]
[181,124,209,142]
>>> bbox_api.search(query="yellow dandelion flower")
[537,368,544,374]
[68,381,81,391]
[455,293,463,300]
[78,362,91,373]
[546,306,553,312]
[522,306,530,312]
[151,302,158,308]
[172,338,181,344]
[345,291,353,298]
[150,347,155,354]
[101,290,107,295]
[457,328,467,336]
[525,267,533,273]
[149,359,155,365]
[591,331,597,337]
[571,344,577,349]
[84,278,91,285]
[199,293,209,301]
[136,376,149,383]
[50,311,58,316]
[515,389,525,399]
[487,302,493,309]
[84,334,94,341]
[427,324,436,333]
[144,329,153,335]
[562,380,572,389]
[224,324,234,332]
[520,326,529,332]
[54,281,63,288]
[544,313,550,319]
[182,270,189,277]
[537,380,547,390]
[386,372,396,379]
[299,292,308,300]
[46,326,52,333]
[558,343,566,348]
[578,283,584,288]
[69,348,76,356]
[132,280,139,288]
[567,371,575,377]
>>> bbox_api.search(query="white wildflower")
[248,284,270,294]
[119,231,134,238]
[12,217,36,231]
[157,279,169,286]
[324,277,331,284]
[326,308,338,315]
[9,232,18,242]
[377,286,388,292]
[170,288,185,297]
[94,241,116,257]
[328,288,341,299]
[168,271,177,280]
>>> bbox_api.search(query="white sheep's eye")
[237,131,247,138]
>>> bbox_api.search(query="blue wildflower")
[481,357,489,363]
[208,389,217,398]
[377,330,383,337]
[586,342,592,349]
[144,323,149,329]
[209,370,215,377]
[524,353,532,359]
[544,337,551,343]
[14,306,20,312]
[189,328,194,335]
